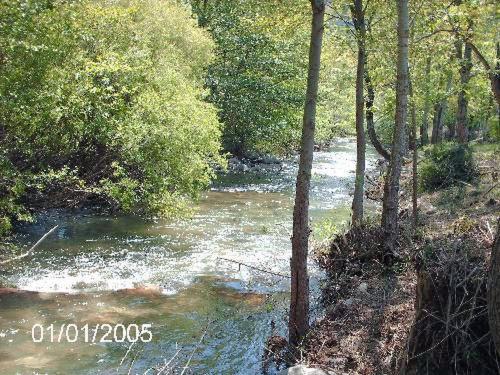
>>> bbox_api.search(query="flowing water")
[0,140,377,374]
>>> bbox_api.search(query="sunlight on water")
[0,140,378,374]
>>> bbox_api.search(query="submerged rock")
[260,154,281,164]
[226,154,282,173]
[357,282,368,293]
[115,283,163,296]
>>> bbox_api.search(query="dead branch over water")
[0,225,58,266]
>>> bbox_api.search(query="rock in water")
[357,282,368,293]
[278,365,329,375]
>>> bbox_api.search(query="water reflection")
[0,140,378,374]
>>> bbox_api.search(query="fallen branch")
[217,257,290,278]
[157,347,182,375]
[119,341,136,368]
[180,322,211,375]
[0,225,58,266]
[365,174,379,186]
[452,178,474,187]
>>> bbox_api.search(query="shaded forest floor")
[303,142,499,374]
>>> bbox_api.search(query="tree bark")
[488,220,500,356]
[365,68,391,160]
[408,69,418,229]
[430,102,444,144]
[420,57,431,146]
[289,0,325,348]
[456,41,472,144]
[430,73,451,144]
[350,0,366,224]
[381,0,408,255]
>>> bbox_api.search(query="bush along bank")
[0,0,226,236]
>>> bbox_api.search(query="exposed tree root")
[399,233,499,375]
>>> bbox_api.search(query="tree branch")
[0,225,58,266]
[469,42,492,72]
[414,28,455,43]
[217,257,290,278]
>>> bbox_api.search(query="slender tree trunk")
[409,68,418,229]
[363,3,390,160]
[430,73,451,144]
[381,0,409,255]
[443,74,452,139]
[456,41,472,144]
[493,42,500,110]
[431,102,443,144]
[350,0,366,224]
[488,220,500,356]
[289,0,325,348]
[420,57,431,146]
[496,42,500,128]
[365,68,391,160]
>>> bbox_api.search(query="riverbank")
[0,152,284,269]
[0,151,283,244]
[224,138,360,174]
[0,138,355,245]
[227,152,283,173]
[304,142,499,374]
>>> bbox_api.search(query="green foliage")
[313,217,341,241]
[420,142,478,192]
[0,0,497,238]
[0,155,31,236]
[191,0,306,155]
[191,0,352,155]
[0,0,224,232]
[316,33,356,142]
[486,115,500,141]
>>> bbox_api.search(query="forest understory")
[303,144,500,375]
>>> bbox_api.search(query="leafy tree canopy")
[0,0,224,234]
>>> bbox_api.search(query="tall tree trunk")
[420,57,431,146]
[408,68,418,229]
[289,0,325,348]
[496,42,500,128]
[488,220,500,356]
[381,0,409,255]
[456,41,472,144]
[430,73,452,144]
[350,0,366,224]
[431,102,444,144]
[365,68,391,160]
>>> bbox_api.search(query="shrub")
[420,142,478,192]
[0,0,224,233]
[0,155,31,236]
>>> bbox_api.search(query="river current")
[0,139,377,374]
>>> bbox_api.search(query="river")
[0,139,377,374]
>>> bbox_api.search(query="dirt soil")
[303,144,499,375]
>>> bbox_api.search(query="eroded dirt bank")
[304,145,499,374]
